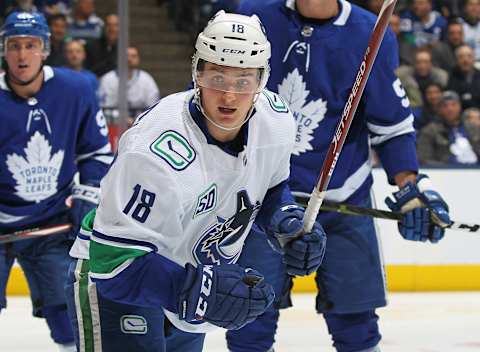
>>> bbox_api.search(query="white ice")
[1,292,480,351]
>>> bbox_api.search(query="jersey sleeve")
[76,78,113,185]
[89,149,187,311]
[364,29,419,182]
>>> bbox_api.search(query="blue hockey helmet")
[0,11,51,56]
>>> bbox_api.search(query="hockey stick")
[0,223,72,244]
[297,196,480,233]
[303,0,398,232]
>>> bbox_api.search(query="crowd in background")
[0,0,160,127]
[1,0,479,166]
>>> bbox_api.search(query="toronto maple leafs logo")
[6,131,64,203]
[193,190,260,265]
[278,68,327,156]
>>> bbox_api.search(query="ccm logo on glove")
[195,265,213,319]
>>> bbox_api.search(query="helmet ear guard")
[0,11,51,56]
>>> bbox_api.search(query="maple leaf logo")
[278,68,327,155]
[6,131,64,203]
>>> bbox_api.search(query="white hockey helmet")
[192,10,271,93]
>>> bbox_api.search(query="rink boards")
[6,168,480,295]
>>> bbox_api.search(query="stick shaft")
[303,0,397,232]
[0,223,72,244]
[299,196,480,233]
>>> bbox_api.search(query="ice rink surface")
[1,292,480,351]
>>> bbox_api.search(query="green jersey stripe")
[89,240,147,275]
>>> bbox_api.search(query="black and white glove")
[178,263,275,330]
[69,183,100,235]
[267,205,327,276]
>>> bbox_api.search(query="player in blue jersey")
[0,11,112,352]
[65,11,326,352]
[228,1,452,352]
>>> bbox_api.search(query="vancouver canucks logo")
[193,191,260,265]
[6,131,64,203]
[278,68,327,156]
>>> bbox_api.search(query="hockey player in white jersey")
[65,11,327,352]
[0,11,112,352]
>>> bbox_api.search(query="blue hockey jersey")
[399,8,446,47]
[0,66,113,230]
[238,0,419,206]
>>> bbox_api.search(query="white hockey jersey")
[82,89,296,332]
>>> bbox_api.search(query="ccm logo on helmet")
[222,48,246,54]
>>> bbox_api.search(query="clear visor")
[4,35,45,53]
[196,63,264,94]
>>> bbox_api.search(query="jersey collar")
[188,96,249,157]
[0,65,55,92]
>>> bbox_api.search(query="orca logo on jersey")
[193,190,260,265]
[150,130,196,171]
[194,184,217,218]
[195,265,214,318]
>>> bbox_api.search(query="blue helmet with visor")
[0,11,51,56]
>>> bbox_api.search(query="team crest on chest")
[193,190,260,265]
[150,130,196,170]
[278,68,327,156]
[6,131,64,203]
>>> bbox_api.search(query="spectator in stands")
[85,13,118,77]
[390,13,416,65]
[64,39,98,93]
[431,18,465,72]
[437,0,463,18]
[463,107,480,151]
[400,0,447,48]
[414,82,443,130]
[447,44,480,109]
[67,0,103,40]
[45,13,69,67]
[397,48,448,109]
[98,46,160,123]
[41,0,71,17]
[462,0,480,62]
[464,106,480,128]
[3,0,38,15]
[417,90,480,165]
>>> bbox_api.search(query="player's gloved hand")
[385,174,451,243]
[267,205,327,276]
[178,263,274,330]
[69,183,100,235]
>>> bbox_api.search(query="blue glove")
[178,263,275,330]
[385,174,451,243]
[267,205,327,276]
[69,184,100,235]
